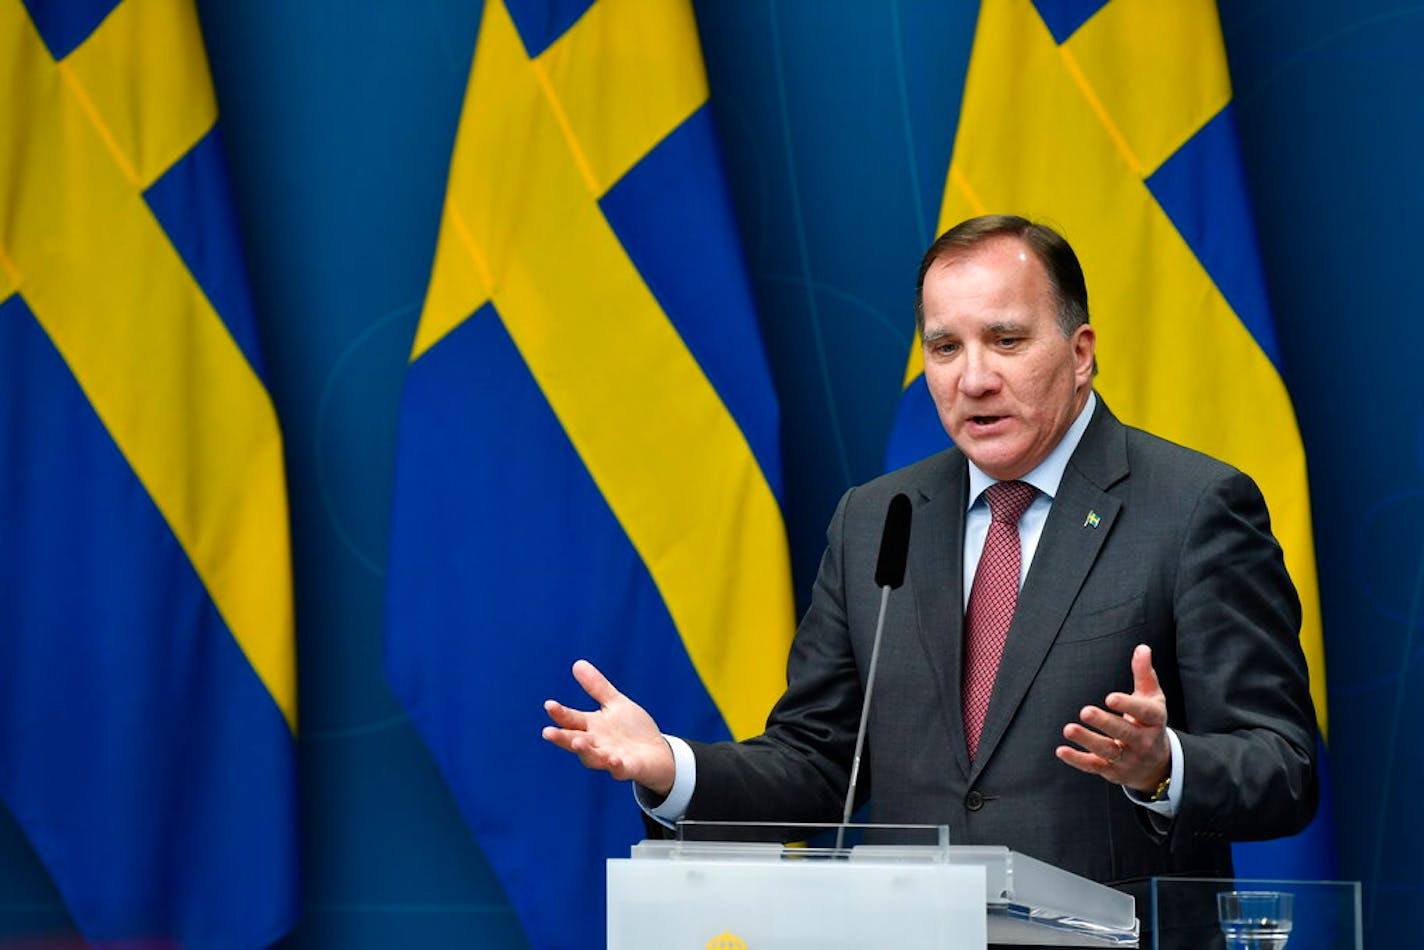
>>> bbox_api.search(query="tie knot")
[984,480,1036,526]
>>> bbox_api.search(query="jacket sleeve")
[1166,468,1319,846]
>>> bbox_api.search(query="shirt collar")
[966,390,1097,509]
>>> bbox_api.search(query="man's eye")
[996,337,1022,348]
[934,342,959,356]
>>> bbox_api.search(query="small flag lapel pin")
[1083,510,1101,528]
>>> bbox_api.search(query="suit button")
[965,790,984,811]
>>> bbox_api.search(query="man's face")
[920,236,1096,481]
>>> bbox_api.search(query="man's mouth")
[969,415,1004,425]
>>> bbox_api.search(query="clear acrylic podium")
[607,823,1140,948]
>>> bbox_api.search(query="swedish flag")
[886,0,1335,877]
[0,0,298,945]
[384,1,794,946]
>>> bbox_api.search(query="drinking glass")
[1217,890,1293,950]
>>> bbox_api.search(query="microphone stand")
[835,580,893,853]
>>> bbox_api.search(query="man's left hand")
[1055,643,1171,793]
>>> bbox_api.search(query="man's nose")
[958,348,999,395]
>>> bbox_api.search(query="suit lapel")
[969,400,1130,779]
[908,452,972,780]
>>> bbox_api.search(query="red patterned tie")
[962,480,1038,760]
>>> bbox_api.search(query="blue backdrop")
[1,1,1419,946]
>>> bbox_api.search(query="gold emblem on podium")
[706,930,747,949]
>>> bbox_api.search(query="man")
[543,215,1317,895]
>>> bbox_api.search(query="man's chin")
[959,442,1033,481]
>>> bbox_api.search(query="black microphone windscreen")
[874,493,913,589]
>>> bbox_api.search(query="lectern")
[607,823,1139,948]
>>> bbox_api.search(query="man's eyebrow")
[922,320,1031,344]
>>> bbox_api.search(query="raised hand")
[542,659,677,797]
[1055,644,1171,794]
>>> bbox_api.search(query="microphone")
[838,493,913,848]
[874,492,912,589]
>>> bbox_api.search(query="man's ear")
[1072,323,1097,382]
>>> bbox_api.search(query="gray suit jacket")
[686,398,1318,885]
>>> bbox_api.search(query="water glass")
[1218,890,1293,949]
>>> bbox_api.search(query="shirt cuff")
[633,734,696,829]
[1122,727,1183,818]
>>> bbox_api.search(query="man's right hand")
[542,659,676,798]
